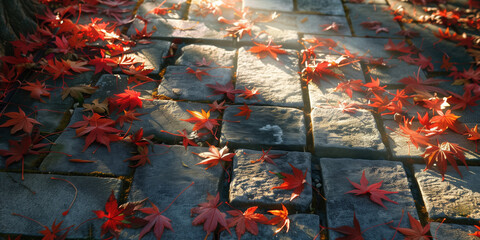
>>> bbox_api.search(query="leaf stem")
[51,177,78,216]
[11,213,46,228]
[159,181,194,214]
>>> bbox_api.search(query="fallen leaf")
[346,170,398,209]
[0,107,41,134]
[180,109,219,135]
[20,81,51,103]
[330,212,364,240]
[422,140,468,181]
[265,204,290,235]
[69,113,122,152]
[271,163,308,201]
[234,104,252,120]
[193,145,234,169]
[248,39,287,61]
[227,206,268,240]
[191,193,230,235]
[61,85,98,102]
[395,212,431,240]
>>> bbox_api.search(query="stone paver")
[221,105,306,151]
[364,58,428,87]
[235,47,303,108]
[229,149,312,211]
[0,172,122,238]
[321,158,418,239]
[312,107,387,158]
[297,0,345,15]
[157,65,233,101]
[430,222,479,240]
[91,74,158,100]
[220,214,320,239]
[125,40,171,75]
[39,108,133,175]
[136,0,187,19]
[414,164,480,221]
[175,44,236,67]
[121,145,222,240]
[243,0,294,12]
[132,100,220,144]
[345,3,402,38]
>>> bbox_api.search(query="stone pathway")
[1,0,480,239]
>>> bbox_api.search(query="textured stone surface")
[90,74,158,101]
[346,3,402,38]
[221,214,320,239]
[175,44,236,67]
[157,65,233,101]
[414,164,480,221]
[132,100,220,144]
[307,53,367,107]
[125,40,171,75]
[364,58,428,87]
[405,23,473,71]
[243,0,294,12]
[187,0,238,22]
[430,223,479,240]
[121,145,222,240]
[235,47,303,107]
[312,107,386,158]
[128,18,232,42]
[321,158,418,239]
[136,0,187,19]
[297,0,345,15]
[305,35,400,59]
[221,105,306,151]
[39,108,133,175]
[0,172,122,238]
[384,120,480,161]
[229,149,312,211]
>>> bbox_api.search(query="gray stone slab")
[125,40,171,75]
[304,35,401,58]
[387,0,429,21]
[320,158,418,239]
[90,74,158,101]
[384,120,480,161]
[405,23,473,71]
[229,149,312,212]
[157,65,233,101]
[0,172,122,238]
[235,47,303,108]
[243,0,294,12]
[188,0,237,22]
[414,164,480,221]
[220,214,320,239]
[437,80,480,124]
[307,53,367,108]
[297,0,345,15]
[175,44,236,67]
[364,58,428,87]
[430,222,479,240]
[312,107,386,158]
[132,100,220,144]
[137,0,187,19]
[220,105,306,151]
[121,145,222,240]
[128,18,232,42]
[345,3,402,38]
[39,108,133,175]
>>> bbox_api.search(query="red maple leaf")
[160,129,198,150]
[123,128,154,149]
[218,14,254,38]
[363,77,386,96]
[422,140,468,181]
[429,110,461,133]
[397,117,431,149]
[395,29,420,38]
[69,113,122,152]
[180,109,219,134]
[367,92,390,114]
[271,163,307,201]
[398,71,448,95]
[335,79,364,98]
[43,58,73,80]
[384,39,418,54]
[0,132,50,180]
[39,219,68,240]
[115,109,145,127]
[0,107,41,134]
[109,89,143,113]
[330,212,364,240]
[302,61,343,85]
[346,170,398,209]
[191,192,230,235]
[413,54,434,71]
[93,191,145,239]
[465,124,480,142]
[125,146,151,168]
[227,206,268,240]
[20,81,51,103]
[433,27,457,44]
[395,212,431,240]
[193,145,234,169]
[250,148,286,165]
[238,87,261,100]
[265,204,290,235]
[146,0,181,16]
[121,64,154,84]
[469,225,480,237]
[234,104,252,120]
[186,67,213,81]
[447,89,479,111]
[89,55,117,74]
[208,100,228,113]
[440,54,454,71]
[206,81,243,102]
[248,39,287,61]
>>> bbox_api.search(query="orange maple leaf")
[234,104,252,120]
[248,39,287,61]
